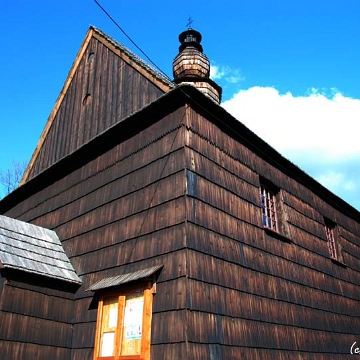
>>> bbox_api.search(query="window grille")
[260,185,278,231]
[325,221,338,260]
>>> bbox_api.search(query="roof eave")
[3,84,360,222]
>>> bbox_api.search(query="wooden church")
[1,26,359,360]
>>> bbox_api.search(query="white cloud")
[222,87,360,160]
[210,64,244,84]
[210,65,227,80]
[316,171,356,192]
[222,86,360,210]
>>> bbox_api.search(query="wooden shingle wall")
[4,107,190,359]
[0,272,75,360]
[27,36,165,181]
[2,93,360,359]
[183,106,360,359]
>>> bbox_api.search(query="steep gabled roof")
[21,26,175,185]
[0,215,81,284]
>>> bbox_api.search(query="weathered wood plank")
[188,279,360,334]
[1,273,75,299]
[151,343,187,360]
[185,130,258,186]
[186,170,261,226]
[286,205,326,239]
[70,348,94,360]
[151,309,187,344]
[72,322,96,348]
[220,346,343,360]
[27,36,167,181]
[187,221,360,289]
[69,215,185,275]
[8,117,186,222]
[183,310,357,354]
[187,250,359,316]
[0,312,72,347]
[152,277,187,313]
[220,313,355,353]
[57,196,185,254]
[32,169,185,236]
[282,190,324,223]
[185,147,260,204]
[78,250,188,300]
[0,341,72,360]
[1,285,74,323]
[186,107,359,225]
[73,297,97,323]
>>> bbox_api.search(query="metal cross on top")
[186,16,193,29]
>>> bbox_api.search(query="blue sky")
[1,1,359,211]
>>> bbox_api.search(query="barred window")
[324,218,339,261]
[260,184,278,231]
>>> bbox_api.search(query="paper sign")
[101,332,115,356]
[109,307,118,328]
[123,297,144,340]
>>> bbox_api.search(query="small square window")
[260,184,278,231]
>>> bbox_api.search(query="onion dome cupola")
[173,28,222,104]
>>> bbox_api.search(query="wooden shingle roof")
[87,265,163,292]
[0,215,81,284]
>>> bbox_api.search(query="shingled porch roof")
[0,215,81,284]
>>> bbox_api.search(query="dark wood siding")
[27,36,166,181]
[4,107,190,359]
[182,106,360,358]
[0,275,74,360]
[2,91,360,359]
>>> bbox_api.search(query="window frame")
[93,282,153,360]
[259,179,291,241]
[324,218,344,264]
[260,184,278,232]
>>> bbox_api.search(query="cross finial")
[186,16,193,29]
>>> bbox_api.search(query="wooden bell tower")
[173,28,222,104]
